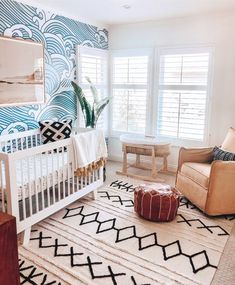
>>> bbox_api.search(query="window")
[156,48,212,142]
[110,50,151,134]
[77,46,108,131]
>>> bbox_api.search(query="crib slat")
[85,172,88,187]
[8,140,13,153]
[30,135,33,149]
[37,134,40,146]
[69,164,72,193]
[16,139,19,152]
[62,147,65,199]
[81,175,84,191]
[20,137,23,151]
[78,175,81,190]
[39,134,42,145]
[76,173,79,193]
[4,141,7,153]
[20,159,26,220]
[89,171,91,185]
[0,160,5,212]
[8,140,9,153]
[92,166,95,182]
[33,134,37,147]
[57,147,61,200]
[72,165,75,194]
[46,151,50,206]
[26,136,29,150]
[89,170,92,185]
[40,153,45,210]
[51,150,55,204]
[67,150,70,196]
[90,169,92,184]
[71,147,75,194]
[33,155,39,213]
[26,157,32,217]
[32,135,35,148]
[19,138,21,150]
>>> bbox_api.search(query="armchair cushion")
[180,162,211,189]
[177,147,214,171]
[221,127,235,153]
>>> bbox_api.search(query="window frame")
[109,48,154,138]
[153,46,214,147]
[76,45,214,147]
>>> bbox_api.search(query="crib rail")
[0,128,86,154]
[1,135,102,235]
[0,129,42,153]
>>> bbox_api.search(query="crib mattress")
[0,152,71,200]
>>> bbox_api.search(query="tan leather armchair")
[175,147,235,216]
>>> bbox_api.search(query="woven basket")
[134,184,180,222]
[125,144,170,157]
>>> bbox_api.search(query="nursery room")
[0,0,235,284]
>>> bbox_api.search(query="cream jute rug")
[19,178,235,285]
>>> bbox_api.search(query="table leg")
[122,146,127,174]
[163,155,168,171]
[136,154,140,167]
[151,146,157,178]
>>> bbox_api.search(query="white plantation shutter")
[157,50,211,142]
[111,52,150,134]
[77,46,108,131]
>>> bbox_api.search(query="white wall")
[108,11,235,169]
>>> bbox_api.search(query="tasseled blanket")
[71,129,107,177]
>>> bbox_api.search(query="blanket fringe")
[74,158,106,177]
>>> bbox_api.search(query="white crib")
[0,128,103,244]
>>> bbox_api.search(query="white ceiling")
[19,0,235,27]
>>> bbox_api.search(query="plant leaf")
[83,97,93,127]
[85,76,100,104]
[71,81,93,126]
[95,97,111,109]
[95,99,110,126]
[71,81,85,111]
[91,105,95,128]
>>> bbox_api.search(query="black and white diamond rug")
[19,179,235,285]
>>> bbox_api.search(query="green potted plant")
[71,77,110,129]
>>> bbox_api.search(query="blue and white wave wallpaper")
[0,0,108,134]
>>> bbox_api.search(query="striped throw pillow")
[213,146,235,161]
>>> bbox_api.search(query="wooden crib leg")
[20,227,31,246]
[92,189,97,200]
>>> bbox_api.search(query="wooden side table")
[0,212,20,285]
[116,134,171,182]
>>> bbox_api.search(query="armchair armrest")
[206,161,235,215]
[177,147,214,172]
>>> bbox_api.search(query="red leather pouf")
[134,184,180,222]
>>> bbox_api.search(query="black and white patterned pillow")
[213,146,235,161]
[39,120,73,144]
